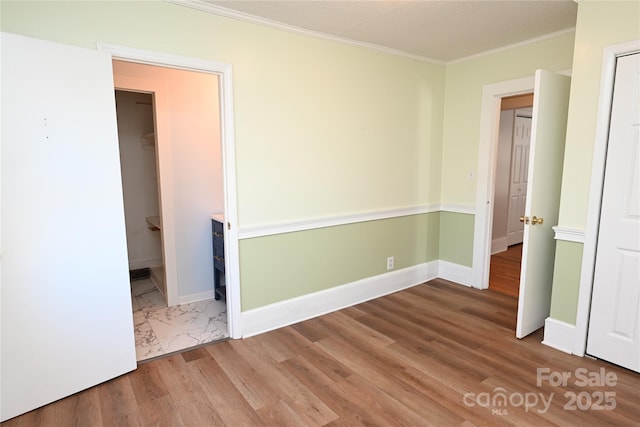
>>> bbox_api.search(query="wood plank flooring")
[3,279,639,426]
[489,244,522,298]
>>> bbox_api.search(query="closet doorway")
[489,93,533,298]
[116,90,165,296]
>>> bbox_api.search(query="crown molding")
[166,0,444,65]
[446,27,576,66]
[167,1,575,69]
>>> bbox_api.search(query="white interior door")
[0,32,137,421]
[516,70,571,338]
[506,112,532,246]
[587,53,640,373]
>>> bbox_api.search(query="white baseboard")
[179,289,216,305]
[240,261,439,338]
[491,237,508,255]
[542,317,575,354]
[438,260,473,287]
[128,258,163,271]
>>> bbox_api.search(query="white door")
[506,112,532,246]
[516,70,571,338]
[0,33,137,421]
[587,53,640,373]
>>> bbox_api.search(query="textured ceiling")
[192,0,578,62]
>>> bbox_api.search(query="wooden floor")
[3,279,639,426]
[489,244,522,298]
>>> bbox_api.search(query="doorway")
[99,43,241,340]
[112,61,230,361]
[488,94,533,298]
[115,90,165,296]
[474,71,571,339]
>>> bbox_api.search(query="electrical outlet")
[387,256,395,271]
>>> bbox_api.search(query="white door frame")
[472,76,535,289]
[573,40,640,356]
[97,43,241,339]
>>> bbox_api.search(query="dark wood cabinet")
[212,218,226,301]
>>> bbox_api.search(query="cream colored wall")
[441,31,575,207]
[0,1,446,309]
[0,0,580,310]
[0,0,444,228]
[233,43,445,227]
[557,0,640,228]
[549,0,640,325]
[437,31,575,266]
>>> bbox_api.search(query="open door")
[1,33,136,420]
[516,70,571,338]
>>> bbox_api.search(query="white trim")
[446,28,576,65]
[491,237,508,255]
[168,0,574,66]
[240,262,439,337]
[167,0,443,65]
[542,317,575,354]
[238,204,475,239]
[574,40,640,357]
[557,68,573,77]
[97,43,242,339]
[239,205,437,239]
[473,76,536,290]
[97,42,233,74]
[552,226,585,243]
[438,261,474,288]
[178,289,215,305]
[440,204,476,215]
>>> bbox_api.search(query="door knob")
[531,216,544,225]
[519,216,529,224]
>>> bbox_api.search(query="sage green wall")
[240,213,439,310]
[438,212,474,267]
[549,0,640,325]
[549,241,583,324]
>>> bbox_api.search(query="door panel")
[1,32,136,421]
[507,115,532,246]
[587,53,640,372]
[516,70,571,338]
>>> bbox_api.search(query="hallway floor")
[131,279,228,362]
[488,243,522,298]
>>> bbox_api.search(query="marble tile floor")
[131,279,228,362]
